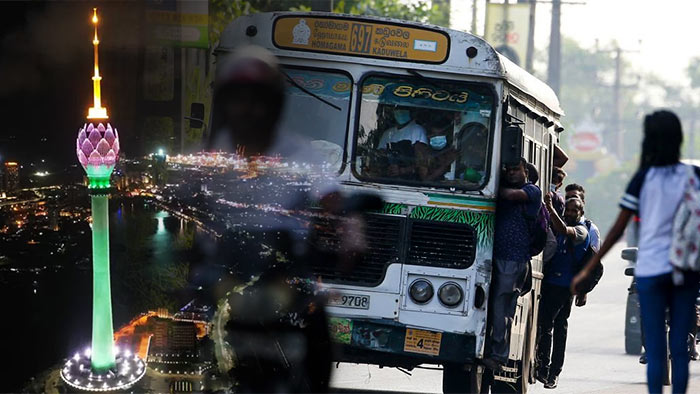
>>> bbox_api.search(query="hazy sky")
[451,0,700,85]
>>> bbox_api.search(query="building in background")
[4,162,19,192]
[141,0,210,156]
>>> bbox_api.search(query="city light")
[60,348,146,392]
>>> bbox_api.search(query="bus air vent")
[406,220,476,269]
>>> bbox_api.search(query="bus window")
[278,67,352,172]
[354,75,494,189]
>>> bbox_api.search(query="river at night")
[0,199,211,392]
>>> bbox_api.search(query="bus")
[213,11,566,393]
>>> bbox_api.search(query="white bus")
[214,11,566,393]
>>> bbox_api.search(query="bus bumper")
[329,317,477,368]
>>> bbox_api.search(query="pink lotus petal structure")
[76,122,120,178]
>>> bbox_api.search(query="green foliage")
[570,159,637,234]
[559,38,622,130]
[333,0,445,24]
[210,0,256,45]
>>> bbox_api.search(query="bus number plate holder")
[404,328,442,356]
[327,293,370,309]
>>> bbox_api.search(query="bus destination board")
[273,16,449,64]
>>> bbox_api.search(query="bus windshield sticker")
[328,317,353,345]
[362,80,475,112]
[274,16,449,63]
[413,39,437,52]
[284,69,352,101]
[404,328,442,356]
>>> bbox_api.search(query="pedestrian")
[564,183,601,253]
[536,195,590,389]
[527,162,539,185]
[484,158,542,371]
[572,110,700,393]
[550,167,567,217]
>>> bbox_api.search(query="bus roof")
[218,12,563,116]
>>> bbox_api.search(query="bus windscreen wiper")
[281,70,342,111]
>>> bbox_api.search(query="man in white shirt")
[376,107,428,178]
[377,107,428,148]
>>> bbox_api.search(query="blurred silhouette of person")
[204,45,336,393]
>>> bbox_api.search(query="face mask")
[394,109,411,125]
[429,135,447,150]
[550,184,557,193]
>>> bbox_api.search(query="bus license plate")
[327,293,370,309]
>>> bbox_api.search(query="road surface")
[330,243,700,393]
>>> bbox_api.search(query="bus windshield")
[278,67,352,172]
[354,75,494,189]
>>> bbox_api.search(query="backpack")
[524,201,550,257]
[573,219,603,294]
[669,165,700,271]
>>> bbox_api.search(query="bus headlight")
[409,279,434,304]
[438,282,463,307]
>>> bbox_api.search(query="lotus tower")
[60,9,145,391]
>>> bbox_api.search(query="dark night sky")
[0,1,146,170]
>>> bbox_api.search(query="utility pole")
[613,46,622,159]
[547,0,561,95]
[525,0,536,73]
[472,0,478,35]
[596,42,639,161]
[502,1,510,46]
[546,0,585,95]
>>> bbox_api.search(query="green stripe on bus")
[426,193,496,208]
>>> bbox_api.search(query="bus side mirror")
[188,103,205,129]
[501,124,523,166]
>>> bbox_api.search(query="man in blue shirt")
[536,196,590,389]
[484,158,541,370]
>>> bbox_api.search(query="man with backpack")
[536,195,591,389]
[484,158,542,371]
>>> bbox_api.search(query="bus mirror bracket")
[187,103,205,129]
[501,124,524,167]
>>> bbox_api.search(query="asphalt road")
[330,243,700,393]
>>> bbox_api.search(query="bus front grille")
[308,214,476,286]
[407,220,476,269]
[308,213,402,286]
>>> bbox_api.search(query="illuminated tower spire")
[88,8,108,119]
[61,8,145,391]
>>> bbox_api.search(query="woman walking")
[572,110,700,393]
